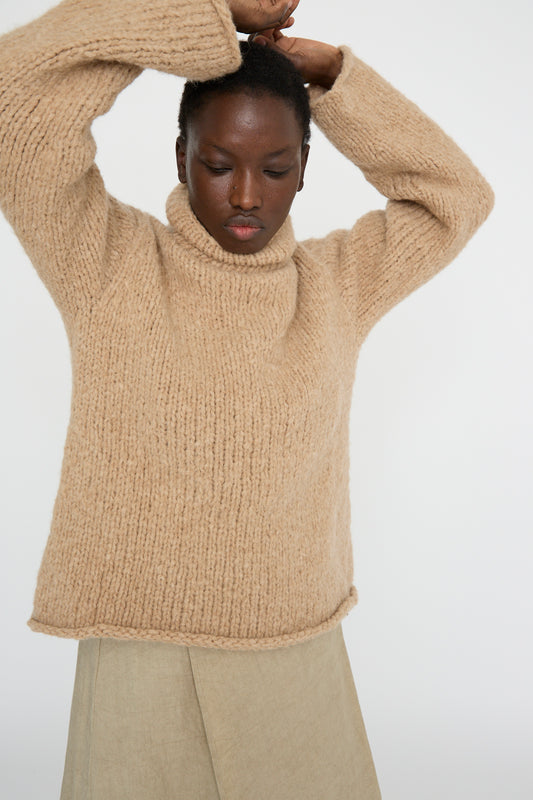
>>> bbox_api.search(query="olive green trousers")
[60,623,381,799]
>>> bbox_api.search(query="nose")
[229,170,262,211]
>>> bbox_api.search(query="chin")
[226,241,266,255]
[218,233,271,255]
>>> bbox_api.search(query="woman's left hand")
[228,0,299,34]
[250,28,343,89]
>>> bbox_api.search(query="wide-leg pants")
[60,623,381,799]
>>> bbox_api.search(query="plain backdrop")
[1,0,531,798]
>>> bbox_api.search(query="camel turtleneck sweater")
[0,0,494,649]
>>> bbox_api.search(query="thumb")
[249,30,275,45]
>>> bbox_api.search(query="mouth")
[224,216,265,242]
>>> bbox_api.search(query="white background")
[1,0,531,798]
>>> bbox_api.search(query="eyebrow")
[205,144,293,158]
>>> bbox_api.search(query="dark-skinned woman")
[0,0,493,797]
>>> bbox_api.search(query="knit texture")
[0,0,494,650]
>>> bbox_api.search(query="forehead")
[189,90,303,150]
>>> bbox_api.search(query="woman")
[0,0,493,798]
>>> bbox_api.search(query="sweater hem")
[27,585,358,651]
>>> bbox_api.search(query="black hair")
[178,40,311,148]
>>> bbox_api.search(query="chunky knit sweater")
[0,0,494,650]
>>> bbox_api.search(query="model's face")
[176,91,309,255]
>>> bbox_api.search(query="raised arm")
[258,30,495,343]
[0,0,245,326]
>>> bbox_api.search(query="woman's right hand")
[250,28,343,89]
[228,1,300,34]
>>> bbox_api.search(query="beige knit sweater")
[0,0,494,650]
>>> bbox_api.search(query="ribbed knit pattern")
[0,0,494,650]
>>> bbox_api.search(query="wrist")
[319,47,343,90]
[227,1,239,27]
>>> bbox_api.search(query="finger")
[251,34,271,47]
[250,28,276,42]
[278,1,299,28]
[250,32,279,49]
[277,16,295,30]
[254,20,291,33]
[253,32,292,58]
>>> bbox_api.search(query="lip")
[224,215,265,242]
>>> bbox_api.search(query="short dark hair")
[178,40,311,148]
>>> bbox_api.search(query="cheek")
[193,176,230,213]
[267,181,299,216]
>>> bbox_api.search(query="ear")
[176,136,187,184]
[297,144,310,192]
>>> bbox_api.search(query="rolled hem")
[27,585,358,651]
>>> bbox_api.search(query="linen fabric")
[60,624,381,800]
[0,0,494,650]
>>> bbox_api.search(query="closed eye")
[264,169,290,177]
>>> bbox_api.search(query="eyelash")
[205,165,289,178]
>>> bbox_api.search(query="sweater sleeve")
[0,0,240,326]
[304,46,495,344]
